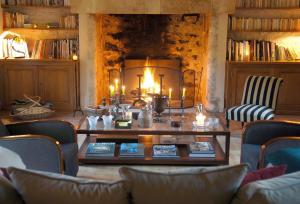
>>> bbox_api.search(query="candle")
[114,79,119,92]
[169,88,172,100]
[109,85,115,97]
[196,113,206,126]
[121,85,125,95]
[182,87,186,98]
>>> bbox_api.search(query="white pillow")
[0,147,26,169]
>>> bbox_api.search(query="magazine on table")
[153,145,179,158]
[120,143,145,157]
[86,143,116,157]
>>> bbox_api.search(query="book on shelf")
[2,0,71,6]
[153,145,179,158]
[227,39,298,61]
[59,15,78,29]
[3,11,28,28]
[31,38,79,59]
[236,0,300,8]
[86,143,116,157]
[189,142,216,158]
[228,16,300,32]
[119,143,145,157]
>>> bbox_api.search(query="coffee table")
[76,114,230,166]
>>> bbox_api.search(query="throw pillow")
[0,175,24,204]
[241,164,287,187]
[119,164,248,204]
[0,120,9,137]
[8,167,130,204]
[0,147,26,169]
[232,170,300,204]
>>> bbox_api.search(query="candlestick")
[109,85,115,97]
[168,88,172,100]
[121,85,125,95]
[115,79,119,92]
[182,87,186,98]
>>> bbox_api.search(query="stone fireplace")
[71,0,235,112]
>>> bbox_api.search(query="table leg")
[225,133,230,165]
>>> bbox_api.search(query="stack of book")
[3,12,28,28]
[60,15,78,29]
[227,39,297,61]
[153,145,179,158]
[31,38,79,59]
[236,0,300,8]
[229,17,300,32]
[85,143,116,158]
[119,143,145,157]
[2,0,71,6]
[189,142,215,158]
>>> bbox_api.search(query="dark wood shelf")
[78,135,226,165]
[1,4,71,9]
[227,61,300,65]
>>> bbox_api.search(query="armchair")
[0,120,78,176]
[241,121,300,173]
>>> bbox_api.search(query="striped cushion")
[226,104,274,122]
[241,76,283,110]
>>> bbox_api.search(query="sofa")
[1,164,300,204]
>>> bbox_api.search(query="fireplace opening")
[98,14,207,108]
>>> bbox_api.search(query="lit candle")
[196,113,206,126]
[182,87,186,98]
[121,85,125,95]
[114,79,119,92]
[109,85,115,97]
[72,54,78,61]
[169,88,172,100]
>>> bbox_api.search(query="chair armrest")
[242,121,300,145]
[259,136,300,169]
[5,120,77,144]
[0,135,64,174]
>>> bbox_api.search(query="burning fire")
[141,58,160,94]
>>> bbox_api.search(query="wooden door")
[38,65,76,111]
[4,65,38,107]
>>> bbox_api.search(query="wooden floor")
[1,111,300,181]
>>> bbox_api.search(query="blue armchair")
[241,121,300,173]
[0,120,78,176]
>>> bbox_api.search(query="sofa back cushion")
[0,120,9,137]
[232,171,300,204]
[0,175,23,204]
[7,167,130,204]
[119,164,248,204]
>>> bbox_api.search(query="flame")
[141,58,160,94]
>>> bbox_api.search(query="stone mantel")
[70,0,235,14]
[73,0,235,112]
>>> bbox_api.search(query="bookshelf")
[0,0,79,60]
[225,1,300,115]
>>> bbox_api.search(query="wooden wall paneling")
[4,64,38,108]
[274,67,300,114]
[225,62,300,115]
[38,64,76,111]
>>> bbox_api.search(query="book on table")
[153,145,179,158]
[189,142,216,158]
[119,143,145,157]
[86,143,116,157]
